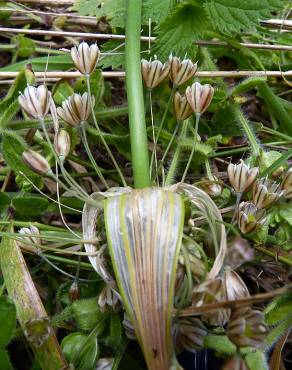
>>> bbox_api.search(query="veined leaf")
[205,0,284,34]
[104,188,184,370]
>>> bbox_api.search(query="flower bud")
[141,59,170,89]
[173,91,193,121]
[238,202,266,234]
[169,56,197,86]
[54,129,71,160]
[122,314,136,340]
[223,356,248,370]
[225,237,254,269]
[68,281,80,303]
[19,85,52,119]
[201,175,223,197]
[57,93,94,127]
[71,42,100,75]
[282,168,292,199]
[271,165,284,179]
[223,269,249,301]
[22,149,51,175]
[96,358,114,370]
[192,278,228,326]
[227,308,268,348]
[227,160,259,193]
[185,82,214,114]
[98,285,120,312]
[253,178,282,209]
[174,317,207,353]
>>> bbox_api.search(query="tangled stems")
[125,0,150,188]
[181,113,201,183]
[79,122,109,189]
[85,76,127,187]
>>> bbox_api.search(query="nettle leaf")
[204,0,284,34]
[71,0,98,16]
[153,4,209,60]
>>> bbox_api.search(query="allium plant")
[1,1,291,370]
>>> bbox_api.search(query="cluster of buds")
[57,92,94,127]
[173,317,207,353]
[228,160,285,234]
[19,85,52,120]
[71,42,100,76]
[227,307,268,348]
[281,168,292,199]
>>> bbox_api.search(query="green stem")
[205,158,212,179]
[80,123,109,189]
[125,0,150,188]
[150,88,175,176]
[85,76,127,187]
[156,121,180,179]
[232,104,260,158]
[165,120,189,186]
[181,113,201,183]
[258,82,292,136]
[255,246,292,267]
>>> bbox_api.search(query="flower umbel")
[173,91,193,121]
[186,82,214,114]
[19,85,52,119]
[141,59,170,89]
[169,56,197,86]
[238,202,266,234]
[253,178,282,209]
[227,160,259,193]
[71,42,100,75]
[57,93,94,127]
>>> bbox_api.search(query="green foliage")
[0,350,13,370]
[12,35,36,58]
[61,332,99,370]
[12,195,49,217]
[53,81,74,105]
[0,297,16,347]
[71,298,105,332]
[205,0,284,34]
[204,334,237,355]
[153,4,207,59]
[244,351,269,370]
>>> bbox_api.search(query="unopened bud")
[22,149,51,175]
[57,93,94,127]
[19,85,52,119]
[227,160,259,193]
[68,281,80,303]
[98,285,120,312]
[122,314,136,340]
[238,202,266,234]
[174,317,207,353]
[54,129,71,160]
[141,59,170,88]
[71,42,100,75]
[226,237,254,269]
[223,269,249,301]
[18,225,41,254]
[173,91,193,121]
[169,56,197,86]
[253,178,282,209]
[186,82,214,114]
[201,175,223,197]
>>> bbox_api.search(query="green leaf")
[71,298,106,332]
[75,70,104,104]
[0,55,72,72]
[106,314,123,349]
[0,297,16,347]
[61,332,99,370]
[0,193,11,213]
[229,77,267,96]
[154,4,208,59]
[0,349,13,370]
[53,81,74,105]
[245,350,268,370]
[279,205,292,226]
[13,35,36,58]
[265,295,292,325]
[72,0,98,16]
[204,0,284,34]
[12,196,49,216]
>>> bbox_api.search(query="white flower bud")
[71,42,100,75]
